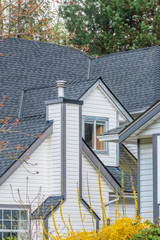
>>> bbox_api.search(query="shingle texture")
[32,196,64,219]
[0,116,52,177]
[106,144,137,192]
[92,46,160,112]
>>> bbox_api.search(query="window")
[0,208,29,240]
[83,116,109,152]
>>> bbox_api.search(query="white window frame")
[82,116,109,154]
[0,206,30,240]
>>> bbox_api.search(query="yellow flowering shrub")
[41,172,146,240]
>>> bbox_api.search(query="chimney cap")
[56,80,67,88]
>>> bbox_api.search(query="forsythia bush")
[41,172,146,240]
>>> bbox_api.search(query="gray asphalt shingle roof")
[32,196,64,219]
[92,46,160,113]
[0,116,52,177]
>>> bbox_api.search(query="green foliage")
[60,0,160,55]
[132,219,160,240]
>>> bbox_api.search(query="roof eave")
[98,134,119,143]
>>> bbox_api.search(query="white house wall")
[138,117,160,137]
[124,143,137,159]
[0,138,52,209]
[108,197,136,222]
[48,103,95,235]
[139,138,153,221]
[82,152,114,228]
[82,86,120,166]
[47,104,62,195]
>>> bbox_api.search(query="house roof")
[0,37,156,198]
[1,38,160,117]
[99,100,160,143]
[32,196,64,219]
[0,116,52,179]
[82,140,137,193]
[92,46,160,113]
[106,144,137,193]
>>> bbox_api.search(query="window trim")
[0,204,30,240]
[82,116,109,153]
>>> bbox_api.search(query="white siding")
[124,143,137,159]
[138,117,160,136]
[82,153,114,228]
[48,104,94,235]
[47,104,62,195]
[82,86,118,166]
[109,197,136,222]
[0,138,51,209]
[140,138,153,221]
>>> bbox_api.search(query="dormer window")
[82,116,109,152]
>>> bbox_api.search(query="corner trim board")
[137,139,141,215]
[153,134,160,221]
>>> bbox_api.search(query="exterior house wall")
[82,86,120,166]
[124,143,137,159]
[48,103,94,234]
[82,153,114,228]
[108,197,136,222]
[138,118,160,137]
[0,138,52,208]
[47,104,62,195]
[139,138,153,221]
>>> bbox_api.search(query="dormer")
[80,77,133,166]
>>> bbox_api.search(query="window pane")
[12,210,19,220]
[12,220,19,230]
[4,210,11,220]
[85,122,94,148]
[12,232,18,238]
[21,210,27,220]
[20,220,28,230]
[3,220,11,230]
[0,232,2,240]
[0,210,2,219]
[3,232,11,238]
[96,124,104,150]
[0,221,2,229]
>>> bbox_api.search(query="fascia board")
[98,134,119,143]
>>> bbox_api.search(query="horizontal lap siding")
[82,86,117,166]
[140,118,160,136]
[124,143,137,159]
[48,104,61,195]
[82,153,114,228]
[48,104,94,236]
[140,138,153,221]
[109,198,136,222]
[0,138,51,209]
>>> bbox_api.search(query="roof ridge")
[4,37,94,59]
[96,45,160,59]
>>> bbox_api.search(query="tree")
[0,0,68,42]
[60,0,160,55]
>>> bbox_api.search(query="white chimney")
[56,80,67,97]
